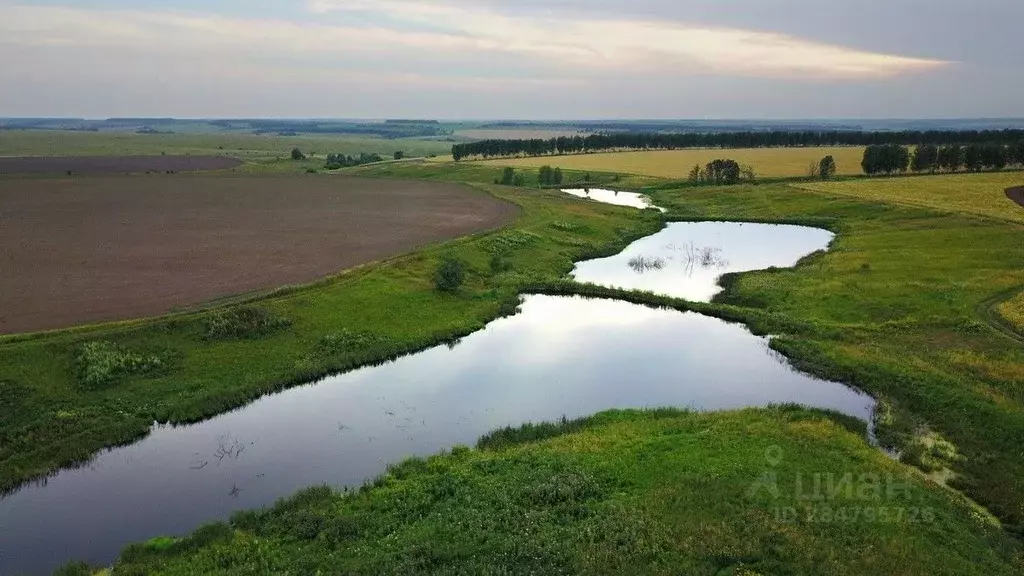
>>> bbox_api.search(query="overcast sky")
[1,0,1020,119]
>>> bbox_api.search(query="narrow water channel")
[0,189,871,575]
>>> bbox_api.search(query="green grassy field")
[997,292,1024,332]
[473,146,866,178]
[641,175,1024,532]
[95,408,1020,576]
[0,130,451,159]
[796,172,1024,224]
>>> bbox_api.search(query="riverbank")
[94,408,1021,575]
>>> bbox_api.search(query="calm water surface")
[0,192,867,575]
[561,188,663,211]
[573,221,834,302]
[0,296,873,574]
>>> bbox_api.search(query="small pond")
[573,221,834,302]
[561,188,663,211]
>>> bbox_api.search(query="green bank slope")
[93,408,1020,575]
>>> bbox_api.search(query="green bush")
[489,253,511,274]
[74,341,166,389]
[434,256,465,292]
[204,307,291,340]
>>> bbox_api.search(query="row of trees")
[862,142,1024,175]
[324,152,384,169]
[452,130,1024,161]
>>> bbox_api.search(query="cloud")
[0,1,948,83]
[307,0,950,79]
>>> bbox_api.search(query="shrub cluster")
[687,159,754,185]
[434,256,466,292]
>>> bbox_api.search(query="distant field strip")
[796,172,1024,223]
[476,146,865,178]
[0,130,451,159]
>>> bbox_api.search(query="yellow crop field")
[475,146,865,178]
[796,172,1024,223]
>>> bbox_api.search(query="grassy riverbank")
[642,174,1024,534]
[0,179,661,495]
[87,408,1021,575]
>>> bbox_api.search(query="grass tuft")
[203,306,291,340]
[74,341,169,389]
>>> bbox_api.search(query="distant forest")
[211,120,447,139]
[451,130,1024,161]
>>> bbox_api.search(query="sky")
[0,0,1020,119]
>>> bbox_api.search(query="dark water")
[0,296,873,575]
[573,221,834,302]
[561,188,664,211]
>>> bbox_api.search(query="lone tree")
[819,155,837,179]
[552,167,563,185]
[499,167,515,185]
[393,151,405,160]
[434,256,465,292]
[291,148,305,161]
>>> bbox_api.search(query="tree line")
[452,130,1024,161]
[861,142,1024,175]
[324,152,384,169]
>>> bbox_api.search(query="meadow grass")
[795,172,1024,224]
[0,130,450,159]
[104,408,1022,575]
[474,146,867,178]
[0,178,662,495]
[996,291,1024,333]
[639,176,1024,534]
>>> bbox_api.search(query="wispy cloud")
[0,1,948,81]
[307,0,950,79]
